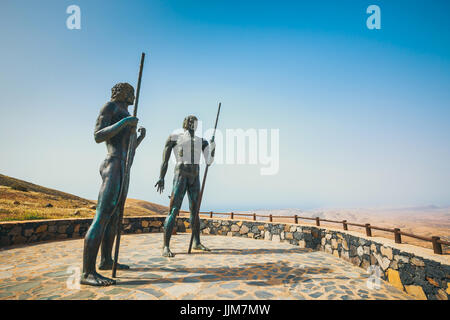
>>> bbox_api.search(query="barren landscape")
[1,173,448,252]
[239,208,450,252]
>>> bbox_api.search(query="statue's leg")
[98,197,129,270]
[81,158,121,286]
[99,157,133,270]
[163,174,187,257]
[187,176,210,251]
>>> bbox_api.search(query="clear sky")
[1,0,449,211]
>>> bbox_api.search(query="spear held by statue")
[112,52,146,277]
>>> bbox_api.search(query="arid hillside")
[0,173,167,221]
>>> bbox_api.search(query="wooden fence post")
[365,224,372,237]
[230,212,234,220]
[315,217,320,226]
[432,236,443,254]
[394,228,402,244]
[294,215,298,224]
[253,213,256,221]
[343,220,348,231]
[210,211,213,218]
[269,214,273,222]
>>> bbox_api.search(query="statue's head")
[183,115,198,132]
[111,82,135,105]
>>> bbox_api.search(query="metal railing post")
[394,228,402,244]
[343,220,348,231]
[432,236,442,254]
[365,224,372,237]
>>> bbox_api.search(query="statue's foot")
[80,272,116,286]
[162,246,175,257]
[98,260,130,270]
[192,243,211,251]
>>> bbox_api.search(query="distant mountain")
[390,205,447,212]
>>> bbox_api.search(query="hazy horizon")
[3,169,450,213]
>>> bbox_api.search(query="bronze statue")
[81,83,146,286]
[155,115,215,257]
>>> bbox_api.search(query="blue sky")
[0,0,449,211]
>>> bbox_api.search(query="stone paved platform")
[0,233,414,300]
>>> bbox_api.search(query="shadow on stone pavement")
[116,260,333,287]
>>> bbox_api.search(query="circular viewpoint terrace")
[0,216,449,300]
[0,233,412,300]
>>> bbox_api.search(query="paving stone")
[64,290,96,299]
[220,282,239,289]
[152,281,175,289]
[105,288,128,295]
[232,290,246,295]
[140,287,164,298]
[254,290,274,298]
[134,292,157,300]
[309,292,323,298]
[0,233,414,300]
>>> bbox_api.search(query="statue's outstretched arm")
[155,135,176,193]
[159,136,175,179]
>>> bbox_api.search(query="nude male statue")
[81,82,146,286]
[155,115,215,257]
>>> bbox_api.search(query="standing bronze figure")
[188,102,221,253]
[81,82,146,286]
[155,116,215,257]
[112,52,146,278]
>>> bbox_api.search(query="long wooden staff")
[112,52,146,277]
[188,102,221,254]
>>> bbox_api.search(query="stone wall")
[1,216,449,300]
[0,216,166,247]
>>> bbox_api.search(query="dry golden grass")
[123,198,168,216]
[0,174,167,221]
[0,186,95,221]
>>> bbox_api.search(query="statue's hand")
[155,178,164,194]
[209,140,216,158]
[138,126,146,139]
